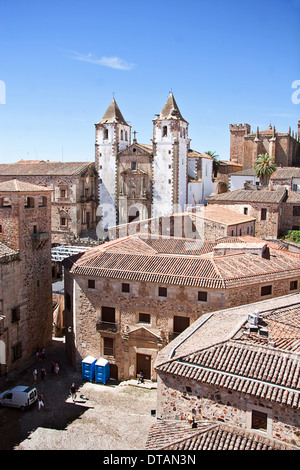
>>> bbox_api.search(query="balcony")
[32,232,49,242]
[96,320,119,333]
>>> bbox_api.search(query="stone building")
[63,234,300,382]
[95,94,214,231]
[106,205,256,243]
[207,187,288,239]
[0,160,98,245]
[153,293,300,449]
[229,121,300,169]
[0,180,53,374]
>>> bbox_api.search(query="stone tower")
[152,93,189,218]
[95,98,131,229]
[0,179,53,372]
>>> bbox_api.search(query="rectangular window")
[60,189,66,198]
[158,287,167,297]
[261,285,272,296]
[139,313,151,324]
[131,162,137,170]
[11,307,20,323]
[244,207,248,215]
[122,283,130,293]
[261,208,267,221]
[290,280,298,291]
[12,342,22,362]
[88,279,95,289]
[198,291,208,302]
[293,206,300,217]
[103,337,114,356]
[251,409,268,431]
[60,217,66,226]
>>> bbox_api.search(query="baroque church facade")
[95,93,214,232]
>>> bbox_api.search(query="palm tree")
[205,151,220,178]
[254,153,277,187]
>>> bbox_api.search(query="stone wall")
[64,270,300,382]
[156,373,300,446]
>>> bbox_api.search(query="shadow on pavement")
[0,337,93,450]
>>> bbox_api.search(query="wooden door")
[136,353,151,380]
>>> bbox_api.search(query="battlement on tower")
[229,123,251,134]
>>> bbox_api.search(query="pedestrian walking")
[70,383,77,402]
[41,366,46,380]
[38,394,45,411]
[33,368,38,383]
[54,362,59,376]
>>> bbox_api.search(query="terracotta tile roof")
[207,187,287,204]
[188,149,212,159]
[0,161,95,176]
[286,191,300,203]
[271,167,300,180]
[202,205,256,225]
[66,235,300,289]
[145,420,297,450]
[155,293,300,409]
[0,242,18,260]
[0,179,53,192]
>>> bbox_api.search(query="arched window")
[162,126,168,137]
[104,128,108,140]
[125,131,128,141]
[120,130,124,140]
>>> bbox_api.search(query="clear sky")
[0,0,299,164]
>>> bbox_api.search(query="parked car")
[0,385,37,411]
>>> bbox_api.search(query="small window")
[290,280,298,291]
[103,337,114,356]
[261,285,272,296]
[162,126,168,137]
[25,196,34,208]
[60,217,66,226]
[104,129,108,140]
[251,409,267,431]
[139,313,151,323]
[0,224,2,233]
[60,189,66,198]
[88,279,95,289]
[158,286,167,297]
[293,206,300,217]
[12,342,22,362]
[121,130,124,140]
[198,291,208,302]
[261,208,267,221]
[122,283,130,293]
[11,306,20,323]
[131,162,137,170]
[244,207,248,215]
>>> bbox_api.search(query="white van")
[0,385,37,411]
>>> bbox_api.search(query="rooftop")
[207,187,287,204]
[64,234,300,289]
[0,179,53,193]
[145,419,297,450]
[155,293,300,409]
[0,161,95,177]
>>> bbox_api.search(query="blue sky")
[0,0,299,164]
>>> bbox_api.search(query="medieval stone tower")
[0,180,53,372]
[152,93,189,218]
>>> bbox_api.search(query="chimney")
[213,242,270,259]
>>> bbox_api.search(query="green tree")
[254,153,277,187]
[205,151,220,178]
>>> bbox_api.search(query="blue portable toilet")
[82,356,96,381]
[95,358,110,384]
